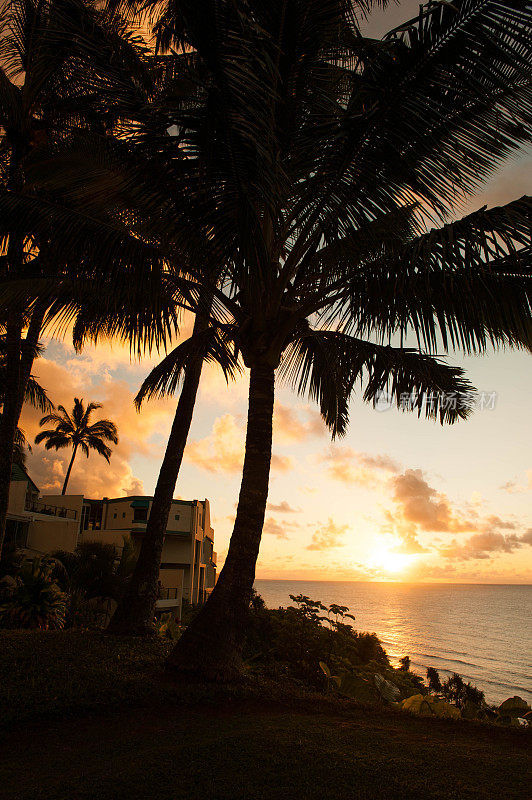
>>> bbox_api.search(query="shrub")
[52,541,121,600]
[0,558,67,630]
[426,666,443,693]
[441,672,485,709]
[243,593,389,688]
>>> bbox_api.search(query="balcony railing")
[25,500,78,520]
[159,587,180,600]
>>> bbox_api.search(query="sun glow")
[369,545,417,576]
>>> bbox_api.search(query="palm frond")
[24,375,54,413]
[333,196,532,354]
[135,324,241,407]
[280,326,476,436]
[34,430,72,449]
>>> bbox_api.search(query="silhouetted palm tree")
[0,0,166,554]
[35,399,118,494]
[1,336,53,466]
[143,0,531,678]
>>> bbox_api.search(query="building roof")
[10,463,39,493]
[92,495,197,506]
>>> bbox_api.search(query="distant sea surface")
[254,580,532,705]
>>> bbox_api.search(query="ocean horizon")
[254,579,532,705]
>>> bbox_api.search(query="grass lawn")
[0,631,530,800]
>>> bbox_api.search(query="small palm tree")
[35,399,118,495]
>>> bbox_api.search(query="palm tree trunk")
[17,303,47,422]
[0,317,23,556]
[166,362,275,680]
[62,444,78,495]
[0,304,47,556]
[107,317,207,636]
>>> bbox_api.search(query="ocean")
[254,580,532,705]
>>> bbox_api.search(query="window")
[174,514,180,521]
[122,512,126,518]
[134,508,147,522]
[113,513,117,519]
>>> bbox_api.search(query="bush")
[243,593,389,688]
[0,558,67,630]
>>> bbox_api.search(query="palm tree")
[133,0,532,678]
[0,0,170,554]
[106,305,239,635]
[1,335,54,466]
[9,0,529,660]
[35,399,118,495]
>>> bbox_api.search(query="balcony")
[156,587,182,610]
[159,587,180,600]
[25,500,77,520]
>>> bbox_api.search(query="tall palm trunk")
[166,362,275,680]
[0,151,31,556]
[0,302,47,555]
[107,314,208,636]
[61,443,78,495]
[0,318,23,555]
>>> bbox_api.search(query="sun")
[369,546,417,575]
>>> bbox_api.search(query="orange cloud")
[320,445,399,487]
[273,403,325,444]
[271,454,294,473]
[439,528,532,561]
[185,414,293,475]
[390,470,473,533]
[307,518,350,551]
[263,518,290,539]
[21,358,174,498]
[384,469,530,564]
[43,309,195,383]
[267,500,300,513]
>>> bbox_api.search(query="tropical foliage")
[1,336,53,465]
[0,0,529,682]
[244,593,394,688]
[0,0,167,553]
[52,538,135,601]
[35,398,118,494]
[0,538,136,631]
[0,558,68,630]
[152,0,532,678]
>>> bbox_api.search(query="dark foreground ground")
[0,632,529,800]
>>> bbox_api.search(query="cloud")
[21,358,173,498]
[384,469,530,564]
[320,446,400,487]
[271,454,294,473]
[439,528,532,561]
[185,414,294,475]
[390,469,473,533]
[263,518,290,539]
[198,361,249,405]
[273,403,325,444]
[122,478,145,496]
[43,310,196,384]
[185,415,244,474]
[267,500,300,513]
[392,533,430,555]
[500,469,532,494]
[307,518,349,551]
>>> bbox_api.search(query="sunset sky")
[19,1,532,585]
